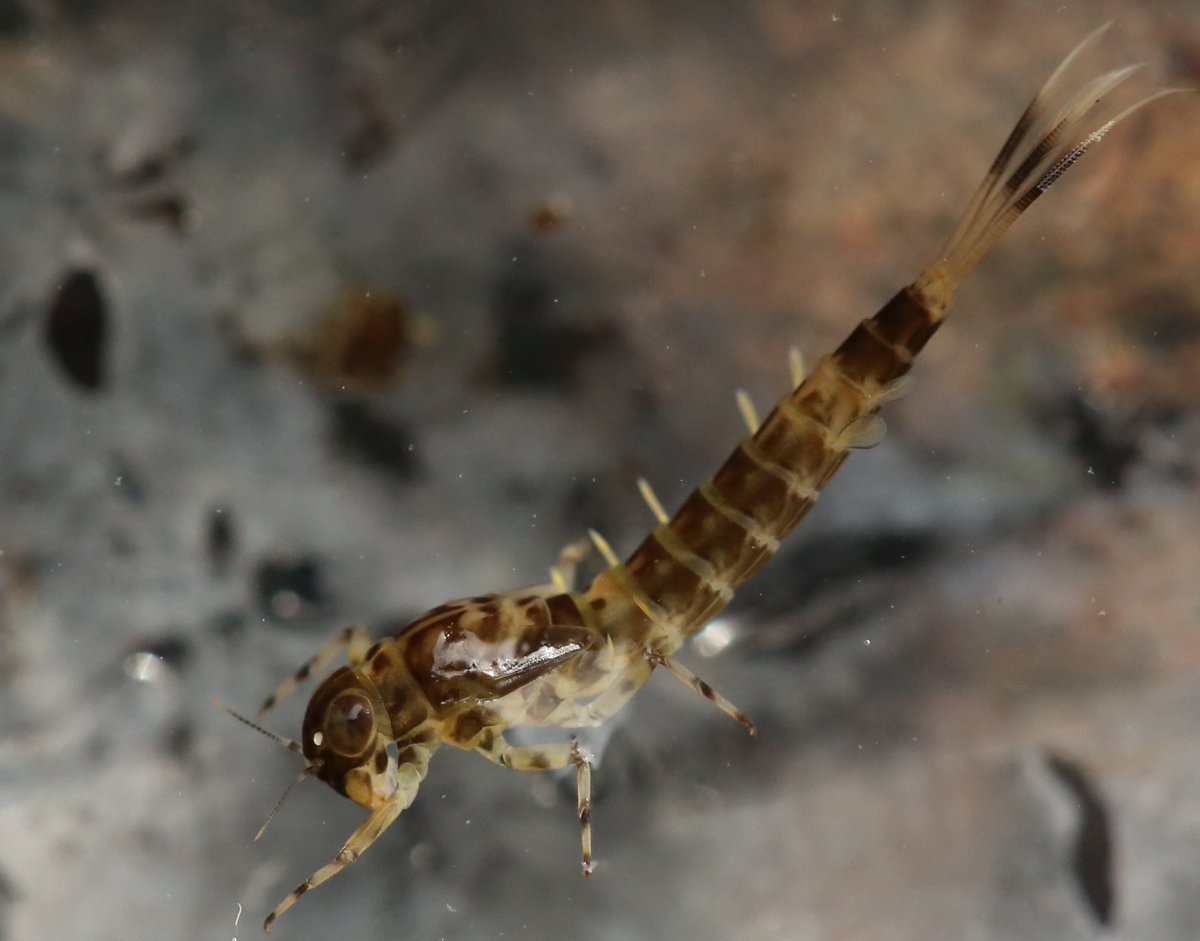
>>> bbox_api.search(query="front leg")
[477,734,595,875]
[263,760,428,932]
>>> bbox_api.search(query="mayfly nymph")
[222,27,1175,932]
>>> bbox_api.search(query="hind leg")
[647,650,756,736]
[477,734,595,875]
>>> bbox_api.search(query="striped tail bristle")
[914,23,1181,312]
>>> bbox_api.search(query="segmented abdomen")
[607,284,942,638]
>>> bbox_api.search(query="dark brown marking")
[579,806,591,827]
[853,287,941,363]
[754,406,838,476]
[384,679,408,707]
[374,750,388,773]
[834,319,913,387]
[470,607,505,643]
[683,488,768,578]
[786,364,869,432]
[711,446,810,533]
[302,289,416,394]
[397,745,423,766]
[530,198,571,233]
[624,533,722,628]
[453,712,485,743]
[546,593,587,629]
[517,600,551,639]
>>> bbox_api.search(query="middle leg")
[257,624,373,719]
[477,734,595,875]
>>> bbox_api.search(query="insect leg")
[647,650,756,736]
[578,655,655,725]
[574,740,593,874]
[476,735,596,875]
[532,651,655,729]
[257,624,372,720]
[262,760,427,932]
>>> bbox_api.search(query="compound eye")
[321,690,375,757]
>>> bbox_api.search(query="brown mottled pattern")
[617,285,940,637]
[448,710,487,746]
[299,667,387,798]
[397,593,597,708]
[365,640,427,737]
[512,598,551,653]
[458,601,505,643]
[580,569,657,642]
[754,399,843,477]
[667,486,771,582]
[835,286,941,383]
[786,358,873,431]
[401,606,465,704]
[623,532,716,622]
[711,446,815,531]
[526,752,552,771]
[545,592,588,632]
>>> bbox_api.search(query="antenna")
[213,698,304,755]
[255,763,322,841]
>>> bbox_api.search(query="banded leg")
[257,624,372,720]
[648,650,756,736]
[263,760,429,932]
[477,735,596,875]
